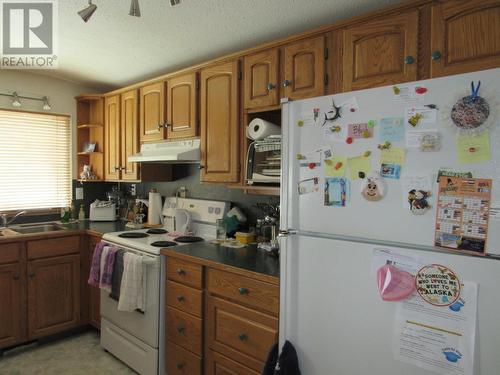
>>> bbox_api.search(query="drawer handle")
[283,79,291,87]
[12,273,20,280]
[404,55,415,65]
[176,268,186,276]
[176,363,185,370]
[238,333,248,341]
[176,295,185,302]
[29,272,35,278]
[176,325,185,334]
[267,83,275,91]
[238,287,249,295]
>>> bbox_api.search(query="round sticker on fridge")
[415,264,461,306]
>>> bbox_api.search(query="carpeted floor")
[0,331,137,375]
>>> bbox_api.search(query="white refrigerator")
[278,68,500,374]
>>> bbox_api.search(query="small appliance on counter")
[89,200,117,221]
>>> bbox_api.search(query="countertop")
[161,242,280,280]
[60,220,129,236]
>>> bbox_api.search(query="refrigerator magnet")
[360,172,386,201]
[324,177,349,207]
[408,190,432,214]
[298,178,320,195]
[415,264,461,307]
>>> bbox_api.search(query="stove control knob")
[208,207,214,214]
[215,208,221,215]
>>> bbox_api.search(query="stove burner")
[146,228,168,234]
[150,241,177,248]
[174,236,204,243]
[118,232,149,238]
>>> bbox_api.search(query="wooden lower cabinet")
[27,254,80,339]
[206,350,259,375]
[88,235,101,329]
[0,262,23,349]
[164,254,279,375]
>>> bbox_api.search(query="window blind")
[0,109,71,211]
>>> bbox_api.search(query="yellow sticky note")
[380,147,406,165]
[456,132,491,164]
[348,155,371,180]
[324,156,347,177]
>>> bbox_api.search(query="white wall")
[0,71,101,178]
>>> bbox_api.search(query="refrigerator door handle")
[278,229,297,237]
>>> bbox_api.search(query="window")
[0,109,71,211]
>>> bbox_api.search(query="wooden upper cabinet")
[430,0,500,77]
[0,263,23,349]
[104,95,121,180]
[283,36,325,100]
[200,60,240,183]
[244,49,280,109]
[341,11,418,91]
[167,72,198,139]
[140,81,166,143]
[27,254,80,340]
[120,89,140,181]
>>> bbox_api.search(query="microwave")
[245,136,281,185]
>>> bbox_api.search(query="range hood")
[128,139,200,163]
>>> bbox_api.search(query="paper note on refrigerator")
[456,133,491,164]
[379,117,405,142]
[380,147,406,165]
[394,282,478,375]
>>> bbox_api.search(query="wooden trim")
[103,0,434,96]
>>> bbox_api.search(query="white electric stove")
[100,197,230,375]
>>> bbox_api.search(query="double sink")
[0,223,67,237]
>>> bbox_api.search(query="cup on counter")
[216,219,227,241]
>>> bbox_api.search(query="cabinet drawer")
[0,242,21,264]
[166,307,202,355]
[167,258,203,289]
[166,342,202,375]
[166,281,203,318]
[207,268,279,315]
[207,296,278,370]
[206,350,260,375]
[27,236,80,260]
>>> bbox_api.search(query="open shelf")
[78,151,103,155]
[77,124,103,129]
[77,179,105,183]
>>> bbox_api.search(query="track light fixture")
[42,97,52,111]
[12,92,21,107]
[129,0,141,17]
[78,0,97,23]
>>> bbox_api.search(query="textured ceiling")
[41,0,403,90]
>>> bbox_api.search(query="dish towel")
[110,249,125,301]
[101,247,118,292]
[98,246,110,289]
[118,253,146,312]
[88,241,106,287]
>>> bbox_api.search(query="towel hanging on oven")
[118,252,146,312]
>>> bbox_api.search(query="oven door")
[100,246,161,348]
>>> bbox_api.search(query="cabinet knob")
[114,166,119,172]
[176,268,186,276]
[12,273,20,280]
[431,51,442,60]
[283,79,291,87]
[267,83,276,91]
[238,287,249,295]
[238,333,248,341]
[29,272,35,278]
[176,363,185,370]
[176,325,185,334]
[404,55,415,64]
[164,123,171,129]
[198,165,205,170]
[157,123,164,130]
[176,295,185,302]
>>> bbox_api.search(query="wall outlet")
[130,184,137,196]
[75,187,84,200]
[178,186,187,198]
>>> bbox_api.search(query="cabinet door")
[342,11,418,91]
[243,49,280,109]
[140,81,166,143]
[28,254,80,339]
[167,72,198,139]
[283,36,325,100]
[206,350,260,375]
[88,236,101,330]
[0,263,23,349]
[121,89,140,181]
[200,61,240,183]
[104,95,121,180]
[430,0,500,77]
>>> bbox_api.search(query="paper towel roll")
[148,190,162,225]
[247,118,280,140]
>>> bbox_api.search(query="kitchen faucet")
[0,210,27,229]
